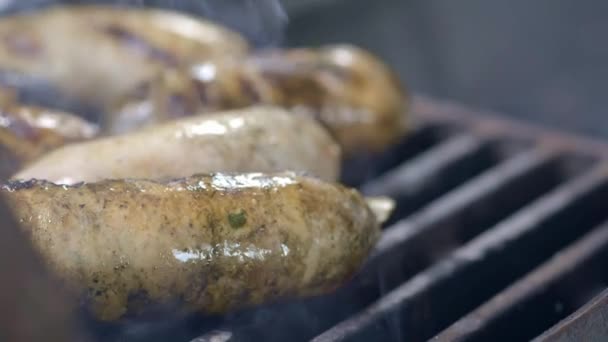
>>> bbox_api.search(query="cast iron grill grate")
[100,95,608,342]
[310,96,608,342]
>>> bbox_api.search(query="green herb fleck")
[228,210,247,229]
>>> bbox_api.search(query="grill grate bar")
[341,123,444,187]
[362,133,485,197]
[411,96,608,160]
[312,164,608,342]
[433,220,608,342]
[361,133,499,225]
[369,147,557,264]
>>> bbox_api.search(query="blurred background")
[284,0,608,139]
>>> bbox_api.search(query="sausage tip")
[365,196,395,224]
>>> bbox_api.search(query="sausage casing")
[0,5,248,107]
[2,173,382,320]
[250,45,409,154]
[0,100,98,178]
[13,106,341,183]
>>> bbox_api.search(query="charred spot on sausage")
[102,25,178,67]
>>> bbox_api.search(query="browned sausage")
[0,5,248,108]
[0,92,98,179]
[2,172,388,321]
[13,106,340,184]
[108,45,409,155]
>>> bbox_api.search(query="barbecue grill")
[76,94,604,342]
[1,2,607,341]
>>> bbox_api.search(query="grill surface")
[95,95,608,342]
[308,97,608,342]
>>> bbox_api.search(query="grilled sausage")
[109,45,409,155]
[13,106,341,183]
[253,45,409,154]
[2,172,386,321]
[0,5,248,108]
[0,98,98,179]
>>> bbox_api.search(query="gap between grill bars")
[434,219,608,342]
